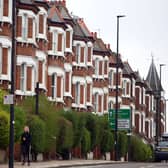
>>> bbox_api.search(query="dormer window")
[52,31,63,53]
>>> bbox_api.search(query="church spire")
[146,58,163,94]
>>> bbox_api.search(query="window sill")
[17,38,37,46]
[15,90,35,96]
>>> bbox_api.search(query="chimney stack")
[94,32,97,38]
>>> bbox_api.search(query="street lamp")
[35,82,39,115]
[159,64,165,137]
[9,0,16,167]
[115,15,126,161]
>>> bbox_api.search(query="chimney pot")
[62,0,66,6]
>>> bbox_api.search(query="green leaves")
[0,111,9,149]
[27,115,46,153]
[130,135,152,161]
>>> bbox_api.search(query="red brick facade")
[0,0,166,144]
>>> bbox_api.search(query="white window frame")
[20,63,26,92]
[94,92,99,112]
[139,87,141,104]
[0,0,3,20]
[22,14,28,40]
[109,70,113,86]
[32,17,35,41]
[31,65,35,92]
[75,82,80,105]
[51,73,57,99]
[42,60,45,85]
[95,58,99,76]
[76,44,80,64]
[53,31,57,53]
[108,100,113,110]
[122,80,127,96]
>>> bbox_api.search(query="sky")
[66,0,168,130]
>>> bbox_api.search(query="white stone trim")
[72,76,86,85]
[48,66,65,76]
[17,55,36,67]
[86,76,93,83]
[92,87,104,95]
[0,37,12,47]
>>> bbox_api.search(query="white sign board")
[3,95,14,104]
[118,119,130,129]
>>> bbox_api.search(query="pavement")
[0,160,122,168]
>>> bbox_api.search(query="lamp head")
[117,15,126,18]
[160,64,166,67]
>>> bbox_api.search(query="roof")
[146,59,163,92]
[93,34,111,56]
[56,4,72,20]
[123,61,134,76]
[73,18,86,37]
[134,71,143,83]
[72,18,94,42]
[48,5,64,23]
[123,61,136,78]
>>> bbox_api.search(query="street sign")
[3,95,14,104]
[108,109,130,130]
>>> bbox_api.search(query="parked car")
[155,134,168,162]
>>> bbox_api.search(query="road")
[68,162,168,168]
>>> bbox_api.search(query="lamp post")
[9,0,16,167]
[35,82,39,115]
[159,64,165,138]
[115,15,125,161]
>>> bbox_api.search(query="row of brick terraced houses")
[0,0,166,144]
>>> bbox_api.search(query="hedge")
[0,111,9,149]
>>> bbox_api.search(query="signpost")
[109,109,130,130]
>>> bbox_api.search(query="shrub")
[21,95,60,152]
[63,111,78,148]
[100,130,114,154]
[81,128,91,155]
[56,117,73,159]
[118,131,128,158]
[0,89,10,112]
[27,115,46,154]
[14,106,26,142]
[0,111,9,149]
[85,114,100,150]
[130,135,152,161]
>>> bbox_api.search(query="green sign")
[108,109,131,130]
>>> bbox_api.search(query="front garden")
[0,89,152,163]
